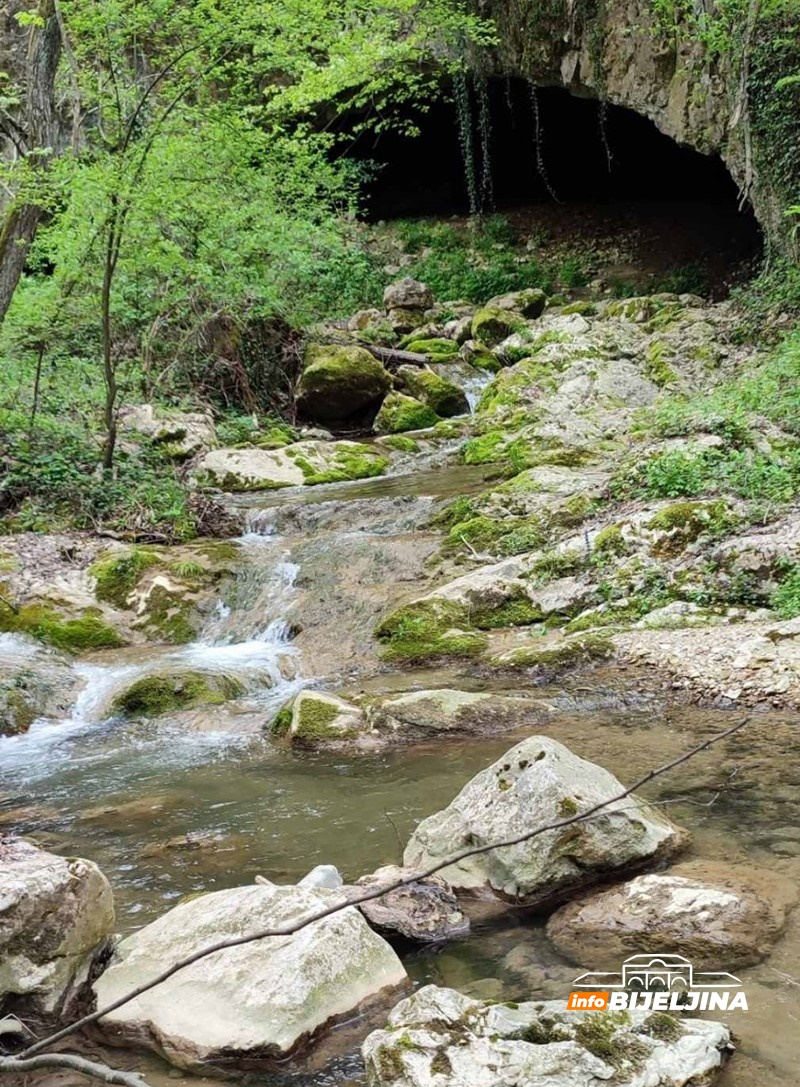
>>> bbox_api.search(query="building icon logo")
[567,953,748,1012]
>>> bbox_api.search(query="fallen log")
[362,344,430,368]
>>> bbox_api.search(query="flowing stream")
[1,460,799,1087]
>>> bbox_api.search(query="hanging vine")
[528,80,561,202]
[454,69,480,214]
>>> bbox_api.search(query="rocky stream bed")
[2,279,800,1087]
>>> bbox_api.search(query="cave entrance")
[345,78,762,293]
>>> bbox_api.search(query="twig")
[19,715,751,1060]
[0,1052,149,1086]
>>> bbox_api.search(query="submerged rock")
[194,439,389,491]
[367,688,554,741]
[0,837,114,1012]
[93,882,407,1073]
[111,671,247,718]
[347,866,469,945]
[297,344,392,424]
[403,736,687,906]
[362,985,733,1087]
[547,859,799,970]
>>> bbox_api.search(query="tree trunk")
[0,0,62,324]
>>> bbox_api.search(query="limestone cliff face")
[481,0,797,253]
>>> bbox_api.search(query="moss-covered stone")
[0,680,38,736]
[289,441,389,485]
[293,698,341,740]
[560,301,597,316]
[643,340,678,387]
[492,634,614,672]
[471,307,526,349]
[647,500,734,555]
[593,524,628,558]
[91,548,162,609]
[296,344,391,423]
[378,434,421,454]
[112,672,244,717]
[269,703,294,737]
[396,366,469,417]
[469,588,544,630]
[403,337,459,362]
[375,599,487,663]
[374,392,439,434]
[0,604,124,653]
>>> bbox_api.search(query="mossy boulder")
[282,690,365,747]
[0,679,39,736]
[374,392,439,435]
[486,288,547,319]
[194,440,388,490]
[112,672,245,718]
[375,599,487,663]
[402,337,459,363]
[491,634,614,673]
[0,603,124,653]
[377,434,421,454]
[395,366,469,418]
[296,344,391,424]
[471,307,526,349]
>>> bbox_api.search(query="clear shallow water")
[1,467,799,1087]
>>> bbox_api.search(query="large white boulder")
[403,737,687,905]
[193,439,388,491]
[363,985,733,1087]
[0,837,114,1011]
[92,882,407,1071]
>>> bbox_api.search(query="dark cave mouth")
[343,79,762,288]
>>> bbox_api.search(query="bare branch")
[19,715,750,1060]
[0,1052,150,1086]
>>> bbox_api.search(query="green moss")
[374,392,439,434]
[559,796,579,816]
[294,442,389,485]
[380,435,420,453]
[494,634,614,671]
[294,696,351,741]
[561,301,597,316]
[593,524,628,557]
[91,548,161,608]
[472,307,526,348]
[398,367,468,417]
[375,599,487,663]
[469,590,544,630]
[643,341,678,387]
[112,672,244,717]
[270,704,294,737]
[643,1012,684,1042]
[136,584,197,644]
[574,1011,631,1062]
[0,681,37,737]
[403,337,459,360]
[530,549,584,580]
[646,500,734,551]
[0,604,124,652]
